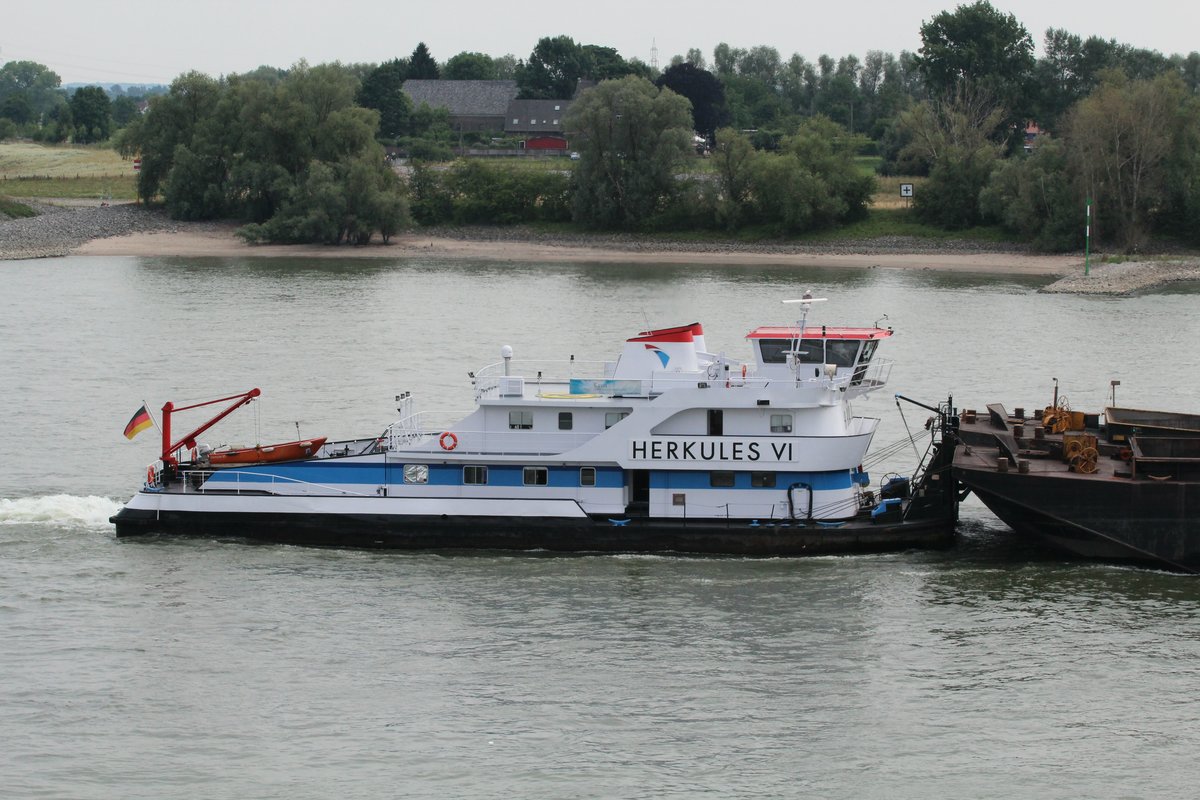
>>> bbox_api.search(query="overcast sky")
[5,0,1197,86]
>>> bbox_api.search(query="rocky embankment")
[0,203,218,260]
[1040,258,1200,295]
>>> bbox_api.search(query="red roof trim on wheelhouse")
[745,327,893,340]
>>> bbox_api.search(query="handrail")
[182,467,373,496]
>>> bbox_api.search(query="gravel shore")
[1040,259,1200,295]
[0,204,223,260]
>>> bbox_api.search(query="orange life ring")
[146,466,156,485]
[439,431,459,451]
[741,364,747,379]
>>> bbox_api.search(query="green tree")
[120,70,223,202]
[517,36,589,99]
[1064,72,1193,250]
[443,52,497,80]
[408,43,440,79]
[121,63,409,243]
[737,117,874,234]
[915,0,1034,146]
[712,43,743,77]
[583,45,634,80]
[563,76,693,228]
[655,62,729,137]
[898,84,1005,228]
[0,60,64,120]
[979,136,1079,250]
[0,91,33,124]
[111,95,140,127]
[356,59,411,139]
[712,127,756,228]
[69,86,113,142]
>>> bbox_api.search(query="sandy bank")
[73,224,1083,276]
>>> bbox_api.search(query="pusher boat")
[111,298,959,555]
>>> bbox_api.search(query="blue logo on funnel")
[645,344,670,367]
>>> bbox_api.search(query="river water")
[2,254,1199,798]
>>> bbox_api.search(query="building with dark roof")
[503,99,572,135]
[402,79,519,133]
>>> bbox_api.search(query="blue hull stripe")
[205,462,851,491]
[206,462,625,488]
[650,470,852,491]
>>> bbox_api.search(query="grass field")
[0,142,134,178]
[0,142,139,200]
[0,175,138,200]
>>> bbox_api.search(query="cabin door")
[626,469,650,515]
[788,483,813,520]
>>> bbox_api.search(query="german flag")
[123,404,153,440]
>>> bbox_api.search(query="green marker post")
[1085,197,1092,276]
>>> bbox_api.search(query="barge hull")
[955,463,1200,573]
[110,506,954,556]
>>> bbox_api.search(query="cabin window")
[710,471,735,488]
[509,410,533,429]
[759,338,827,364]
[758,339,791,364]
[403,464,428,484]
[579,467,596,486]
[793,339,826,363]
[558,412,573,430]
[820,340,856,367]
[523,466,548,486]
[751,472,777,488]
[770,414,793,433]
[464,465,488,485]
[605,411,629,429]
[708,409,724,436]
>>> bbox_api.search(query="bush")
[408,160,572,226]
[913,148,998,230]
[979,139,1081,251]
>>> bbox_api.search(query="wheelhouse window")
[759,338,860,367]
[509,410,533,430]
[558,412,573,430]
[464,466,488,485]
[403,464,428,484]
[751,472,777,488]
[852,340,879,385]
[770,414,793,433]
[710,471,736,488]
[523,466,548,486]
[604,411,629,429]
[579,467,596,486]
[825,340,860,368]
[758,339,792,364]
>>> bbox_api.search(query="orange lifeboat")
[207,437,327,467]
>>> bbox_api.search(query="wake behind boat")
[110,299,960,555]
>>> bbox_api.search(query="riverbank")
[8,203,1200,288]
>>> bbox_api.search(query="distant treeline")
[5,1,1199,250]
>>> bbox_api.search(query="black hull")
[110,506,955,557]
[955,465,1200,573]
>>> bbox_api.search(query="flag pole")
[143,400,162,434]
